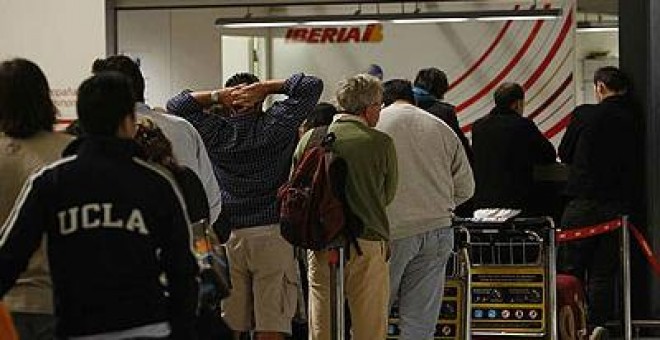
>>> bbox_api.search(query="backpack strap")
[306,125,364,257]
[305,126,330,152]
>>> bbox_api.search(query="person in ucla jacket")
[0,72,199,339]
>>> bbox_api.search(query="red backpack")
[278,126,363,251]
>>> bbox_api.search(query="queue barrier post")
[621,215,632,340]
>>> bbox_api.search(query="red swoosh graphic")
[539,94,573,126]
[528,73,573,120]
[523,8,574,91]
[456,20,545,114]
[447,5,520,92]
[461,123,471,133]
[544,113,572,139]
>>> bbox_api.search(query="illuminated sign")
[285,24,383,43]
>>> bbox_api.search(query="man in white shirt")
[91,55,221,223]
[376,79,474,340]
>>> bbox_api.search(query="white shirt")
[376,102,474,240]
[136,103,222,223]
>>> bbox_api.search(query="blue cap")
[367,64,383,80]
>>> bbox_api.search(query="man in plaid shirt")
[167,73,322,340]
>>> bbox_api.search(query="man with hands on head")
[167,73,323,340]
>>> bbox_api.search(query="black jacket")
[173,166,209,224]
[417,99,474,164]
[472,107,557,212]
[0,137,199,338]
[559,95,640,206]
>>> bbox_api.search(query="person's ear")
[117,113,137,139]
[594,81,606,102]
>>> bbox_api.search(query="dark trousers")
[557,199,623,327]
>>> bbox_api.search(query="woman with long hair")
[0,58,73,340]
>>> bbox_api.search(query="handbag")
[192,219,232,309]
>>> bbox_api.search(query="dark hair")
[135,117,179,172]
[77,72,136,136]
[594,66,628,93]
[383,79,415,107]
[225,72,260,87]
[92,55,145,102]
[303,102,338,130]
[494,82,524,108]
[0,58,56,138]
[414,67,449,100]
[225,73,262,114]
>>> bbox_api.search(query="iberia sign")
[285,24,383,43]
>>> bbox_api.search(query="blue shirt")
[166,73,323,229]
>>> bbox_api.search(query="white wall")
[0,0,106,119]
[221,36,251,85]
[117,7,261,108]
[117,10,173,108]
[575,31,619,105]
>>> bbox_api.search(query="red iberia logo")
[285,24,383,43]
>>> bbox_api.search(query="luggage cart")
[457,217,558,339]
[387,227,472,340]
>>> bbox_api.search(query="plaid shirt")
[166,73,322,229]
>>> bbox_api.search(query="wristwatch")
[210,90,220,104]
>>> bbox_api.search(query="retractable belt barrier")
[556,218,660,277]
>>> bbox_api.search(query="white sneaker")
[589,326,608,340]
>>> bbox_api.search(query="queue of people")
[0,54,638,340]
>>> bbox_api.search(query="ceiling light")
[476,15,558,22]
[303,20,380,26]
[391,17,469,24]
[576,21,618,33]
[216,8,562,28]
[223,22,299,28]
[576,27,618,33]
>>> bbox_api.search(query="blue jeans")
[11,312,55,340]
[389,227,454,340]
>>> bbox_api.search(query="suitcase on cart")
[557,274,588,340]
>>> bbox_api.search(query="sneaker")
[589,326,609,340]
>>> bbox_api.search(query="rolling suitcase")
[557,274,588,340]
[328,247,346,340]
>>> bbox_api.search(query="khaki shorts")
[221,224,298,334]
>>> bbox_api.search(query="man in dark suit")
[471,82,556,215]
[558,67,640,340]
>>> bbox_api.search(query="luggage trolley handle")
[328,246,345,340]
[454,226,471,252]
[452,226,472,277]
[454,226,473,340]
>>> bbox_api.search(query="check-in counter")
[532,163,569,223]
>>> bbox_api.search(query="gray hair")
[335,74,383,114]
